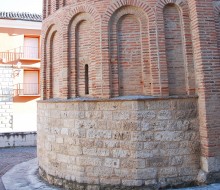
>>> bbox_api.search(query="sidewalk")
[0,147,36,190]
[2,158,62,190]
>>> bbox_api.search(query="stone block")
[145,179,157,186]
[112,111,130,120]
[136,111,156,120]
[92,167,113,177]
[103,140,120,148]
[83,147,109,157]
[136,168,157,179]
[155,131,184,141]
[141,122,154,131]
[87,129,112,139]
[104,158,120,168]
[169,156,183,166]
[131,131,154,142]
[121,159,145,169]
[77,156,103,167]
[144,142,160,150]
[77,177,100,185]
[133,150,155,158]
[56,137,64,144]
[121,121,141,131]
[114,168,135,178]
[148,157,169,167]
[159,167,178,177]
[57,153,70,163]
[157,110,172,120]
[100,178,121,185]
[113,131,130,140]
[122,180,143,186]
[61,128,69,135]
[70,128,86,138]
[75,120,97,129]
[85,111,102,119]
[112,149,130,158]
[120,141,143,151]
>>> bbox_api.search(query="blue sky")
[0,0,42,14]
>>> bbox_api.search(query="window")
[85,64,89,94]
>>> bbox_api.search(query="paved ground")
[2,158,63,190]
[0,147,37,190]
[1,147,220,190]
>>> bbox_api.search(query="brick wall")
[0,64,13,129]
[41,0,197,99]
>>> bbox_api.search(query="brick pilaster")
[188,0,220,181]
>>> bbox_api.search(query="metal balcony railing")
[14,83,40,96]
[0,46,39,63]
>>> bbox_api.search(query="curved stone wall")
[38,97,200,189]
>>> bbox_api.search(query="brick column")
[188,0,220,183]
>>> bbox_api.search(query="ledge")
[38,95,198,103]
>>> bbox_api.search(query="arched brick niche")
[43,25,56,99]
[156,0,195,96]
[42,20,63,99]
[68,13,96,98]
[46,28,61,99]
[164,4,186,95]
[109,6,150,97]
[102,0,158,97]
[51,31,60,98]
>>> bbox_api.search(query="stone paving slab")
[1,157,220,190]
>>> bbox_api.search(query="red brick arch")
[42,24,55,99]
[156,0,195,96]
[42,15,62,99]
[109,6,150,96]
[68,13,95,98]
[61,4,101,98]
[102,0,160,97]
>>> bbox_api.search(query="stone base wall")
[37,97,200,189]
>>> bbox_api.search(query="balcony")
[14,83,40,96]
[0,46,40,64]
